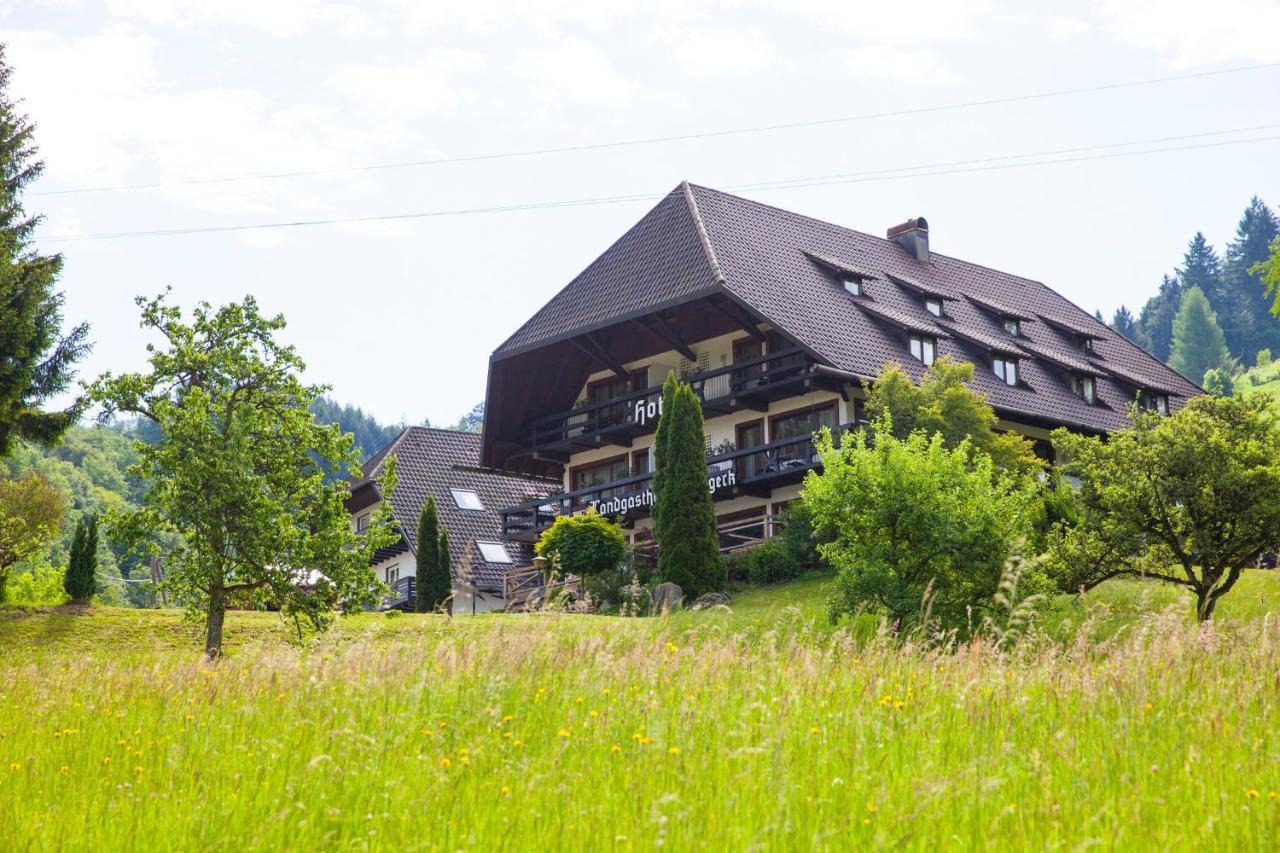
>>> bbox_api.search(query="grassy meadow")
[3,573,1280,850]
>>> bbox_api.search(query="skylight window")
[842,277,861,296]
[450,488,484,511]
[909,335,936,366]
[1003,317,1020,336]
[993,357,1018,386]
[476,541,512,563]
[924,297,942,317]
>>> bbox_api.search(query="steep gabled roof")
[353,427,556,589]
[489,182,1201,441]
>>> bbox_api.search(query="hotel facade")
[480,183,1201,554]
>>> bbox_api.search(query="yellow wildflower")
[809,726,821,735]
[460,757,471,766]
[668,747,681,756]
[439,758,451,768]
[557,728,571,739]
[500,785,511,795]
[610,744,622,754]
[866,803,877,814]
[1246,789,1260,799]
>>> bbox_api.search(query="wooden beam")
[635,317,696,361]
[568,334,628,380]
[711,297,766,342]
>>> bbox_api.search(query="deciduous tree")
[652,371,723,598]
[90,292,397,656]
[535,507,626,578]
[0,473,65,601]
[1046,395,1280,620]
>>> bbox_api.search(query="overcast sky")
[6,0,1280,426]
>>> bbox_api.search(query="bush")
[746,539,800,585]
[582,544,657,612]
[805,423,1037,629]
[776,503,822,569]
[536,508,627,579]
[722,549,752,584]
[6,560,68,606]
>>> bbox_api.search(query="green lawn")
[2,573,1280,850]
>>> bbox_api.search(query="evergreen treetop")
[1169,287,1232,386]
[0,44,89,456]
[415,495,443,612]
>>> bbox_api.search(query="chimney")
[887,217,929,262]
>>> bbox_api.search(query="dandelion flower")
[639,736,653,745]
[557,728,571,739]
[8,762,19,770]
[668,747,681,756]
[1267,791,1278,800]
[501,785,511,795]
[439,758,451,768]
[866,803,877,814]
[102,756,112,765]
[513,739,524,748]
[503,731,513,739]
[460,757,471,766]
[610,744,622,754]
[809,726,821,735]
[1246,789,1260,799]
[666,642,677,654]
[589,710,600,718]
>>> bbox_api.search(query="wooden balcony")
[526,347,823,458]
[500,422,861,542]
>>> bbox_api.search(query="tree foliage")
[90,292,398,656]
[414,495,449,612]
[0,472,66,601]
[864,358,1042,475]
[652,371,723,598]
[63,512,97,603]
[0,45,89,456]
[535,507,626,578]
[805,424,1038,628]
[1168,287,1232,385]
[1255,234,1280,318]
[1045,395,1280,620]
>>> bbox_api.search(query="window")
[1080,337,1096,354]
[909,335,936,365]
[1138,391,1169,415]
[356,513,370,532]
[571,456,629,491]
[842,277,861,296]
[449,488,484,511]
[386,564,399,584]
[993,357,1018,386]
[1003,317,1020,336]
[476,541,512,564]
[631,448,651,474]
[1071,374,1096,405]
[924,297,942,317]
[770,403,837,442]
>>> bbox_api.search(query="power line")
[30,61,1280,198]
[38,127,1280,243]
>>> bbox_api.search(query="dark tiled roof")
[354,428,557,590]
[491,182,1201,435]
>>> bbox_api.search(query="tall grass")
[2,601,1279,850]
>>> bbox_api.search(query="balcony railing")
[384,576,415,611]
[501,422,861,541]
[528,347,819,455]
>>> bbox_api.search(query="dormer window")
[1080,336,1097,354]
[924,297,942,317]
[909,334,936,366]
[1138,390,1169,415]
[1072,374,1096,405]
[842,277,862,296]
[1003,317,1020,336]
[993,357,1018,386]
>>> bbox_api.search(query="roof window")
[924,297,942,317]
[450,488,484,511]
[1071,375,1096,405]
[993,357,1018,386]
[476,541,512,563]
[909,335,936,366]
[1003,317,1020,336]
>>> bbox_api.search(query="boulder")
[649,581,684,614]
[690,592,731,611]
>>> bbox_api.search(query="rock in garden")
[690,592,731,611]
[649,581,684,614]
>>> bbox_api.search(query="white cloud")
[671,29,778,76]
[762,0,992,42]
[1092,0,1280,66]
[329,51,483,118]
[509,38,636,105]
[842,44,954,84]
[104,0,367,37]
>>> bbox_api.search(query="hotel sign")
[590,467,736,516]
[631,395,662,427]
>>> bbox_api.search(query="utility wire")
[38,127,1280,243]
[30,61,1280,197]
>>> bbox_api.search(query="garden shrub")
[746,539,800,585]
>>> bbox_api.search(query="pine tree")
[1223,196,1280,359]
[0,45,89,456]
[1137,274,1182,360]
[63,513,97,603]
[1178,232,1247,358]
[1110,305,1140,343]
[1169,287,1232,386]
[652,371,723,598]
[414,496,448,612]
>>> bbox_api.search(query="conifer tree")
[0,45,89,456]
[1224,196,1280,359]
[1110,305,1140,343]
[414,496,448,612]
[436,529,452,616]
[1136,274,1182,360]
[1169,287,1232,386]
[63,513,98,603]
[652,371,723,598]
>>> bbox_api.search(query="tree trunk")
[205,588,227,659]
[1195,587,1216,622]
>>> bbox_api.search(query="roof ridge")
[682,181,726,285]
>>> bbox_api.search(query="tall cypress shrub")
[415,496,442,612]
[436,529,452,616]
[63,513,97,603]
[652,371,723,598]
